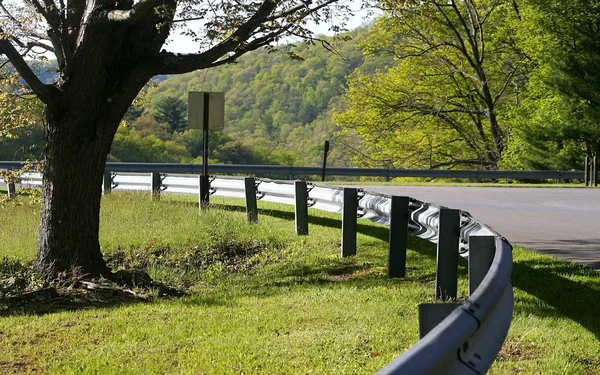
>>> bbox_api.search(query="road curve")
[361,186,600,269]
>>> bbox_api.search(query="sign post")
[188,92,225,208]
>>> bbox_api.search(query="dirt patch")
[0,357,42,374]
[496,339,540,362]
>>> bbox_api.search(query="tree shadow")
[0,288,151,317]
[211,202,600,340]
[511,260,600,340]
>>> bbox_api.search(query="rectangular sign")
[188,92,225,130]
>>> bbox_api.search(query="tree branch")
[0,32,58,105]
[107,0,165,23]
[153,0,339,74]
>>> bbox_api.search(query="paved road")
[362,186,600,269]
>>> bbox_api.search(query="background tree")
[336,0,525,169]
[501,0,600,170]
[0,0,350,281]
[153,96,187,133]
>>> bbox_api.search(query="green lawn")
[0,193,599,374]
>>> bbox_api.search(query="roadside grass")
[0,192,598,374]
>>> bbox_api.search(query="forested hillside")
[135,26,383,166]
[3,0,600,172]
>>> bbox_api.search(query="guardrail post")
[7,182,16,199]
[468,235,496,295]
[199,175,210,207]
[418,303,457,339]
[103,171,112,195]
[151,172,161,201]
[436,208,460,300]
[244,177,258,223]
[341,188,357,257]
[388,196,409,278]
[294,180,309,235]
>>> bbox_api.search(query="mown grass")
[0,192,599,374]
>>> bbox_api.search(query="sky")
[165,0,381,54]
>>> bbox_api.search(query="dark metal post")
[7,182,16,199]
[341,188,358,257]
[103,170,112,195]
[321,140,329,182]
[435,208,460,300]
[468,235,496,296]
[585,156,589,186]
[151,172,161,201]
[200,92,210,206]
[244,177,258,223]
[388,196,409,278]
[294,181,309,235]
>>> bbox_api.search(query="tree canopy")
[335,0,526,169]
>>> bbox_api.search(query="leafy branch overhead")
[0,0,351,102]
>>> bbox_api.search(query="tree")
[501,0,600,170]
[0,0,350,281]
[336,0,525,169]
[153,96,187,133]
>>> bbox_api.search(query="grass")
[0,192,599,374]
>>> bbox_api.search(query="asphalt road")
[361,186,600,269]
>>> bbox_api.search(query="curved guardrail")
[1,170,513,374]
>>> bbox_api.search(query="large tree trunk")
[34,111,117,280]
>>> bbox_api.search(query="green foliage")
[153,96,188,133]
[145,28,374,166]
[336,1,526,170]
[109,124,192,163]
[502,0,600,170]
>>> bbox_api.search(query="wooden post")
[321,141,329,182]
[435,208,460,300]
[585,156,589,186]
[151,172,161,201]
[294,181,309,235]
[102,171,112,195]
[468,235,496,296]
[341,188,358,257]
[199,175,210,207]
[7,182,16,199]
[388,196,409,278]
[592,156,598,186]
[244,177,258,223]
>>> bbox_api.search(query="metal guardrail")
[1,168,513,374]
[0,160,590,181]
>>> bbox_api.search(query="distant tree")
[129,114,171,141]
[153,97,187,133]
[0,0,351,281]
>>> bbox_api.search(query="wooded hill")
[4,0,600,172]
[135,26,382,167]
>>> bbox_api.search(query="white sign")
[188,92,225,130]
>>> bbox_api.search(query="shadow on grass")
[511,259,600,340]
[211,203,600,340]
[0,288,150,317]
